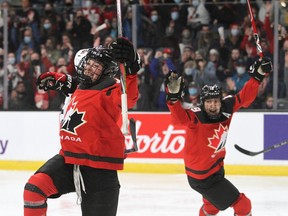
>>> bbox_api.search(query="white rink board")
[0,111,288,166]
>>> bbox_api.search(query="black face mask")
[31,60,40,65]
[65,3,72,7]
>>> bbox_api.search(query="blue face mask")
[151,15,158,22]
[184,68,193,76]
[231,29,239,36]
[174,0,181,3]
[189,87,198,96]
[24,36,31,44]
[236,66,245,75]
[192,0,199,7]
[171,12,179,21]
[43,23,51,29]
[8,57,16,65]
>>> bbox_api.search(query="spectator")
[177,46,195,72]
[82,0,104,29]
[165,6,183,40]
[11,0,41,51]
[225,23,243,52]
[16,27,38,63]
[187,0,210,38]
[142,8,165,49]
[135,47,153,111]
[208,48,228,87]
[39,17,58,45]
[193,50,220,86]
[9,81,35,110]
[107,17,118,40]
[206,2,237,29]
[123,5,144,46]
[42,37,62,66]
[263,94,273,110]
[55,56,75,76]
[182,60,196,83]
[7,52,22,92]
[34,87,50,110]
[27,51,48,94]
[71,9,93,50]
[226,58,250,94]
[41,2,58,25]
[182,81,201,109]
[195,24,215,57]
[57,32,74,63]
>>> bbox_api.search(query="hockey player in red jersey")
[165,57,272,216]
[23,38,140,216]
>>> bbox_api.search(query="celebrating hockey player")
[165,57,272,216]
[23,38,140,216]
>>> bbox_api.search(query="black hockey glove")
[109,37,141,75]
[165,70,184,102]
[248,57,272,82]
[36,72,78,96]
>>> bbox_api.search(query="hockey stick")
[116,0,129,135]
[246,0,263,58]
[234,140,288,156]
[116,0,138,154]
[124,118,138,154]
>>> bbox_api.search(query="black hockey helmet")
[200,84,223,119]
[200,84,222,106]
[74,46,118,85]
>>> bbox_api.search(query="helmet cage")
[200,85,223,119]
[200,84,222,106]
[75,46,118,85]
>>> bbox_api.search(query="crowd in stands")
[0,0,288,111]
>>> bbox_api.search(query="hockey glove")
[36,72,78,96]
[165,70,184,102]
[248,57,272,82]
[109,37,141,75]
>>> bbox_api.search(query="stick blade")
[234,144,259,156]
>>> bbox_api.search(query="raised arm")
[234,57,272,111]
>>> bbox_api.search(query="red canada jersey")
[167,78,260,180]
[59,75,138,170]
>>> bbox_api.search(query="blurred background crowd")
[0,0,288,111]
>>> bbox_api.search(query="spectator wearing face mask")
[7,52,23,92]
[27,52,48,94]
[182,81,201,109]
[16,27,38,63]
[142,8,165,49]
[40,17,58,45]
[82,0,104,28]
[187,0,210,38]
[226,58,250,94]
[225,23,243,52]
[165,6,184,40]
[182,60,196,83]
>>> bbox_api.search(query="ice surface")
[1,170,288,216]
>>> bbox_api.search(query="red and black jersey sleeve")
[233,78,260,112]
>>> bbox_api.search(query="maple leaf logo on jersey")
[61,97,87,135]
[208,124,228,156]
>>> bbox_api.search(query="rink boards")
[0,111,287,176]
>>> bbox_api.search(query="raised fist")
[248,57,272,82]
[36,72,77,96]
[109,37,141,75]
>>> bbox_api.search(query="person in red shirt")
[23,38,140,216]
[165,57,272,216]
